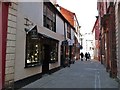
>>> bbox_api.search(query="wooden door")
[42,45,50,74]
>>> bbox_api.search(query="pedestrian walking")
[88,52,91,59]
[85,52,88,61]
[80,52,84,61]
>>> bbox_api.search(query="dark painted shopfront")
[61,39,75,67]
[25,26,59,74]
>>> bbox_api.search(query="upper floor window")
[43,3,56,32]
[67,24,71,39]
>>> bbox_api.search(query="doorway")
[42,44,50,74]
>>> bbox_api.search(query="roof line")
[92,16,99,33]
[55,4,80,28]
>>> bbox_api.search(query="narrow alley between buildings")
[1,1,120,90]
[21,59,118,89]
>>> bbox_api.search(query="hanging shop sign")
[62,40,68,46]
[30,25,38,39]
[25,25,38,39]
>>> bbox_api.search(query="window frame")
[25,29,59,68]
[67,24,71,39]
[43,3,56,32]
[25,30,42,68]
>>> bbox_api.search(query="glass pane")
[53,14,55,22]
[43,4,56,32]
[43,4,46,15]
[26,35,41,67]
[47,8,51,19]
[43,15,46,27]
[50,42,58,63]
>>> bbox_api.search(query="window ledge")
[24,64,42,69]
[49,61,58,63]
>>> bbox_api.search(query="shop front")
[61,39,74,67]
[61,40,69,67]
[25,26,59,74]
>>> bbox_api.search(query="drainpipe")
[64,22,66,40]
[2,2,9,89]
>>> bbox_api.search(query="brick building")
[92,16,100,60]
[97,0,120,85]
[97,0,117,78]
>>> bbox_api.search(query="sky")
[57,0,98,35]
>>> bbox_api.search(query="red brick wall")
[95,19,100,40]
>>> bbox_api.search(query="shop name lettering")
[24,17,34,28]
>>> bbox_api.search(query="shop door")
[42,45,50,74]
[61,45,66,66]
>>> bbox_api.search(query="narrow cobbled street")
[22,60,118,89]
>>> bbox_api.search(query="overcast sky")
[57,0,98,34]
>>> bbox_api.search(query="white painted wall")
[71,28,75,43]
[18,2,43,27]
[56,15,64,36]
[15,2,65,81]
[15,13,42,81]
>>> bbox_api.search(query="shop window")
[25,31,42,68]
[49,41,58,63]
[25,26,59,67]
[43,3,56,32]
